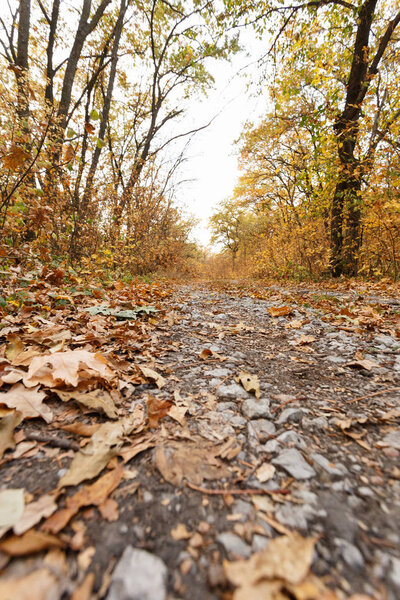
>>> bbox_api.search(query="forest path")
[1,280,399,600]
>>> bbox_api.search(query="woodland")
[0,1,400,600]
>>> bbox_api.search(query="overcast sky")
[176,30,268,247]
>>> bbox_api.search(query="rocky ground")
[0,279,399,599]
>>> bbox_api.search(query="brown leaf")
[0,411,22,459]
[2,145,30,169]
[23,350,115,389]
[98,498,119,521]
[58,411,143,488]
[139,365,167,389]
[59,422,101,437]
[147,395,171,428]
[224,533,316,588]
[84,122,95,135]
[268,306,293,317]
[0,384,52,423]
[55,388,118,419]
[0,567,60,600]
[71,573,95,600]
[0,530,64,556]
[155,440,230,487]
[236,371,261,399]
[171,523,191,540]
[14,494,57,535]
[44,466,123,534]
[347,359,379,371]
[255,463,276,483]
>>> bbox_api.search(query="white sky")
[176,31,268,247]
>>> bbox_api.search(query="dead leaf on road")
[0,410,22,459]
[236,371,261,400]
[224,533,320,599]
[0,567,61,600]
[347,359,379,371]
[147,395,171,428]
[14,494,57,535]
[24,350,115,388]
[255,463,276,483]
[55,388,118,419]
[58,408,144,487]
[0,489,25,538]
[44,466,123,533]
[138,365,166,389]
[268,306,293,317]
[155,440,231,487]
[0,530,65,555]
[0,384,52,423]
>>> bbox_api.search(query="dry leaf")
[347,359,379,371]
[119,432,157,463]
[255,463,276,483]
[298,334,316,345]
[139,365,166,389]
[14,494,57,535]
[24,350,115,388]
[224,533,316,588]
[0,567,60,600]
[171,523,191,540]
[59,422,101,437]
[98,498,119,521]
[0,411,22,459]
[0,489,25,532]
[71,572,95,600]
[44,466,123,533]
[268,306,293,317]
[236,371,261,399]
[0,384,52,423]
[168,404,187,426]
[155,440,231,487]
[217,437,242,460]
[0,530,64,555]
[147,395,171,428]
[55,388,118,419]
[59,408,144,487]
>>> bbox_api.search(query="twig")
[25,432,80,451]
[271,396,303,414]
[185,481,290,496]
[346,387,400,404]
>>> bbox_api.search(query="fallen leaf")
[119,432,157,463]
[347,359,379,371]
[168,405,187,426]
[139,365,166,389]
[147,395,171,428]
[71,572,95,600]
[0,567,61,600]
[224,534,316,594]
[171,523,191,540]
[297,334,316,345]
[14,494,57,535]
[236,371,261,399]
[0,530,64,555]
[0,384,52,423]
[98,498,119,521]
[59,408,144,487]
[55,388,118,419]
[255,463,276,483]
[44,466,123,533]
[0,411,22,459]
[59,422,101,437]
[216,437,242,460]
[24,350,115,388]
[0,489,25,535]
[155,440,231,487]
[268,306,293,317]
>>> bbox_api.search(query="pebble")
[276,407,304,424]
[241,397,271,418]
[217,382,249,398]
[216,532,252,558]
[252,534,269,552]
[247,419,276,443]
[336,539,364,570]
[383,430,400,450]
[390,556,400,588]
[107,547,167,600]
[272,448,316,479]
[311,453,348,479]
[357,486,374,497]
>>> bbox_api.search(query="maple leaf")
[23,350,115,388]
[0,384,52,423]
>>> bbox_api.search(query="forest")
[1,0,399,281]
[0,2,400,600]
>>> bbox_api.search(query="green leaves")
[85,304,158,319]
